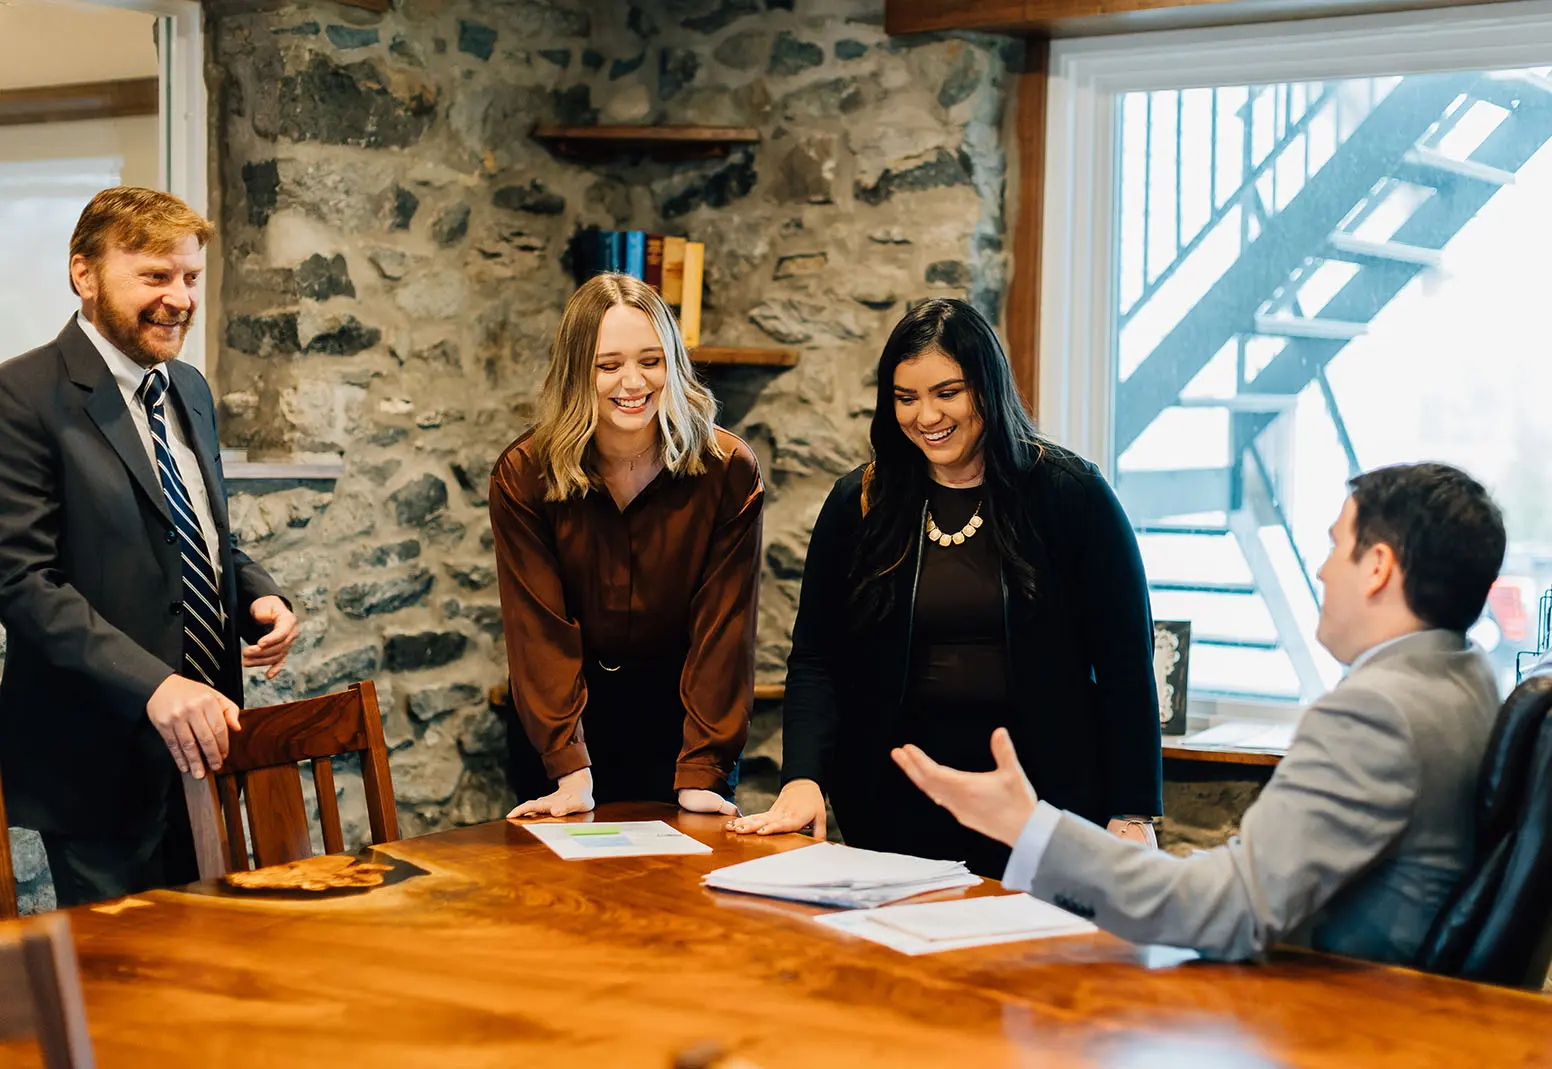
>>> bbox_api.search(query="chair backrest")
[1416,674,1552,987]
[184,681,400,877]
[0,766,17,920]
[0,913,94,1068]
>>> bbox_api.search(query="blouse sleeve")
[489,454,590,781]
[779,478,856,787]
[675,445,765,794]
[1073,463,1165,817]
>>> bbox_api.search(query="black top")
[910,482,1007,703]
[780,445,1163,844]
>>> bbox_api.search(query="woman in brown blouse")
[490,273,763,819]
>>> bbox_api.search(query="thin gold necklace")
[601,441,656,472]
[925,501,984,547]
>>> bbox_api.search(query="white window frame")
[1039,0,1552,723]
[74,0,208,371]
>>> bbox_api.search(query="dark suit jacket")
[0,319,284,836]
[780,447,1164,837]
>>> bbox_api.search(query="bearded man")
[0,187,298,906]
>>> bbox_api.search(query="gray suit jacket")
[1012,629,1498,964]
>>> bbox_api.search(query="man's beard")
[97,288,192,366]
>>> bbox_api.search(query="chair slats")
[187,682,400,878]
[0,914,94,1068]
[242,767,314,869]
[0,768,18,920]
[311,759,344,856]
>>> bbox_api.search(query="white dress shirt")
[77,312,224,589]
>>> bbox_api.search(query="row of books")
[572,229,706,347]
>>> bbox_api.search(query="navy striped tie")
[139,371,227,689]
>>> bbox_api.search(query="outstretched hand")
[890,727,1038,847]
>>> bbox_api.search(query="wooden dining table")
[4,801,1551,1068]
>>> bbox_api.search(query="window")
[1041,2,1552,715]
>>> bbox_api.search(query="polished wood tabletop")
[3,802,1550,1068]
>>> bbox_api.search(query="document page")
[522,820,713,860]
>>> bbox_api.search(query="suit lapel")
[166,363,229,531]
[60,319,172,526]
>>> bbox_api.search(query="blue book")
[607,231,625,273]
[624,231,646,280]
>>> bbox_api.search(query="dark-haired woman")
[729,299,1161,876]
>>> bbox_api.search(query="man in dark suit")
[0,187,298,907]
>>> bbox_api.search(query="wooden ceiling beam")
[887,0,1523,37]
[0,78,157,129]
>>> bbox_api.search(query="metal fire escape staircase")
[1113,70,1552,702]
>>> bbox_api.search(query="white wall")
[0,0,158,90]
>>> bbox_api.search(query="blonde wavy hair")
[532,273,722,501]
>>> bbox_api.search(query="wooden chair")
[184,681,400,878]
[0,767,18,919]
[0,913,94,1068]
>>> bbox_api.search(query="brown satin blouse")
[489,427,763,793]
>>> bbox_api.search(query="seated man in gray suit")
[892,462,1505,966]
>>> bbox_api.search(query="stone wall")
[204,0,1018,840]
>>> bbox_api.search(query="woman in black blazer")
[730,299,1162,876]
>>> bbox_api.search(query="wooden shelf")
[532,124,761,160]
[691,346,798,368]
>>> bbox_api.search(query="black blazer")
[0,319,284,836]
[780,447,1164,833]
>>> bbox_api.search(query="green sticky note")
[566,824,622,836]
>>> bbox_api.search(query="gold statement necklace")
[925,501,984,547]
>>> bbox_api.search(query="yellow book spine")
[661,235,687,306]
[680,241,705,349]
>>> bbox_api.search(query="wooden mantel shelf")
[490,681,787,708]
[691,346,797,368]
[532,124,761,160]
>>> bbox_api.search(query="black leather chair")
[1415,674,1552,987]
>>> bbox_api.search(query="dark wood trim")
[1163,743,1284,767]
[887,0,1522,36]
[885,0,1031,33]
[335,0,390,10]
[0,78,158,129]
[1006,38,1048,417]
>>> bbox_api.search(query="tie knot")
[140,370,167,410]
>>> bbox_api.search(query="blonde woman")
[491,273,763,818]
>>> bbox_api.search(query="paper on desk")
[703,842,980,908]
[867,893,1096,942]
[815,895,1096,956]
[522,820,712,860]
[1180,720,1296,752]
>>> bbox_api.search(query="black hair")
[1347,462,1506,632]
[850,298,1046,621]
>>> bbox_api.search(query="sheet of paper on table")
[1180,720,1296,752]
[522,820,712,860]
[814,894,1097,955]
[703,841,980,908]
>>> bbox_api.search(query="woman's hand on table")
[725,778,826,839]
[1107,817,1158,848]
[507,768,595,818]
[678,788,739,816]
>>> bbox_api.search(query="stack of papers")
[1179,720,1296,752]
[702,842,979,908]
[814,894,1097,955]
[522,820,712,860]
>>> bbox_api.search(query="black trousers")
[504,654,729,806]
[39,772,198,908]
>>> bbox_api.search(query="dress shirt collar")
[76,312,167,402]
